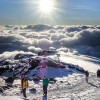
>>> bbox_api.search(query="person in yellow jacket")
[21,74,28,98]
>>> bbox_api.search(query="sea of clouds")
[0,24,100,59]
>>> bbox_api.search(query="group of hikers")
[21,74,49,98]
[20,50,49,99]
[85,69,100,84]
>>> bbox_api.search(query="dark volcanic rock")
[5,77,14,84]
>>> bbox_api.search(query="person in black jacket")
[97,69,100,77]
[97,69,100,87]
[85,70,89,82]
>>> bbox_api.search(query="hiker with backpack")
[21,74,28,98]
[97,69,100,87]
[43,76,49,97]
[85,70,89,82]
[97,69,100,77]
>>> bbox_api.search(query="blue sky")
[0,0,100,25]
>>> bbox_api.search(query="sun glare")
[39,0,54,13]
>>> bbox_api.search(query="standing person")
[21,74,28,99]
[97,69,100,87]
[43,76,49,97]
[85,70,89,82]
[97,69,100,77]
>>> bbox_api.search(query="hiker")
[21,74,28,98]
[97,69,100,77]
[85,70,89,82]
[97,69,100,87]
[43,76,49,97]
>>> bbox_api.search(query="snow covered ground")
[50,52,100,73]
[0,53,100,100]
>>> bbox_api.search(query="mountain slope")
[0,53,100,100]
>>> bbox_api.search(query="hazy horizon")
[0,0,100,25]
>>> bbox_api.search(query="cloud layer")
[0,25,100,58]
